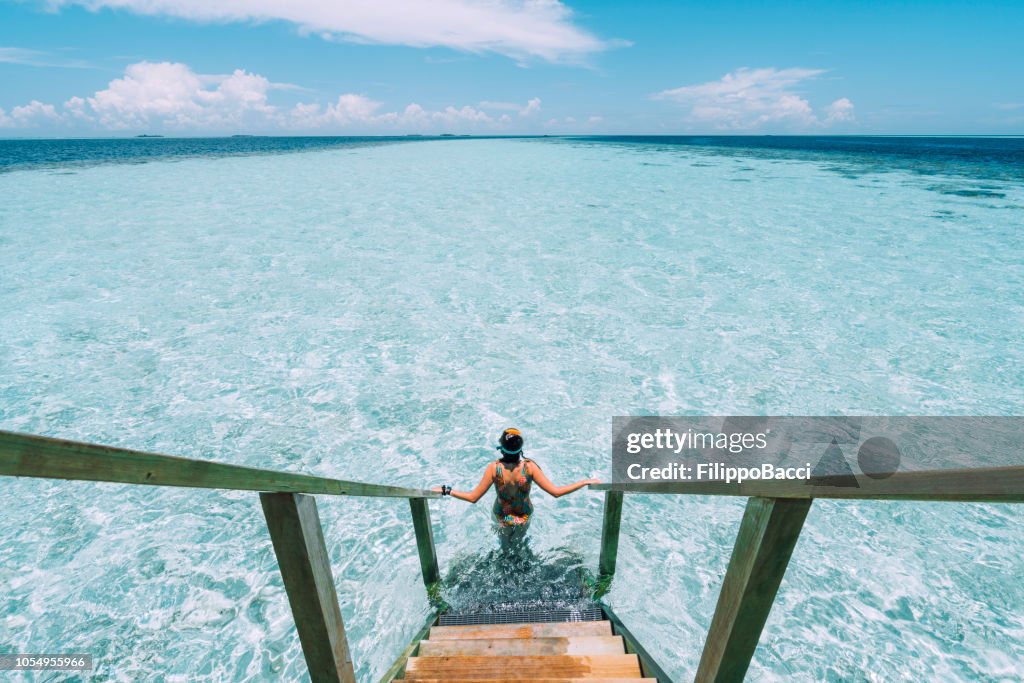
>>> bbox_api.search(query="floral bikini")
[492,459,533,527]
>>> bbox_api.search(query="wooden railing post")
[409,498,440,587]
[695,496,812,683]
[599,491,624,578]
[260,493,356,683]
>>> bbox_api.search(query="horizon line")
[2,133,1023,142]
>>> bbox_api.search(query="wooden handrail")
[590,464,1024,503]
[2,429,443,683]
[594,462,1024,682]
[24,427,1023,682]
[0,430,440,499]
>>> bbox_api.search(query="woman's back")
[492,459,533,527]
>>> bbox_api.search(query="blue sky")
[1,0,1022,136]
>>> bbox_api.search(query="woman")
[435,428,600,533]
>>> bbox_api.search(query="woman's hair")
[497,428,524,464]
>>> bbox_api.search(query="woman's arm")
[434,466,493,504]
[529,462,600,498]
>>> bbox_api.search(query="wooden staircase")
[399,619,655,681]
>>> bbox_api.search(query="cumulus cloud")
[290,98,498,128]
[824,97,855,123]
[655,67,854,130]
[427,105,493,124]
[520,97,542,116]
[82,62,279,129]
[48,0,610,62]
[10,100,63,125]
[289,93,384,128]
[0,60,550,133]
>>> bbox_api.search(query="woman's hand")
[431,486,442,493]
[583,478,602,486]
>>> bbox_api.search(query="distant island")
[135,134,164,138]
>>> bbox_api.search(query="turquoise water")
[1,137,1022,681]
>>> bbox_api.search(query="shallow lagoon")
[1,137,1022,681]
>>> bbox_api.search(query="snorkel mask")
[496,428,524,463]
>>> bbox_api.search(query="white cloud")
[655,67,854,130]
[288,96,544,130]
[824,97,855,123]
[391,103,430,127]
[520,97,542,117]
[10,100,63,125]
[0,60,552,133]
[63,96,92,120]
[426,105,494,124]
[289,93,383,128]
[50,0,609,62]
[84,62,280,129]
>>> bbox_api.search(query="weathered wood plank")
[430,621,613,640]
[260,493,356,683]
[0,430,439,498]
[694,496,811,683]
[591,466,1024,503]
[599,491,624,579]
[409,498,440,587]
[403,654,642,679]
[396,679,655,683]
[418,635,625,657]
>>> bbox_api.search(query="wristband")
[441,485,452,496]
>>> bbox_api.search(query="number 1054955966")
[0,654,93,670]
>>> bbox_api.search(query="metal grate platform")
[438,605,604,626]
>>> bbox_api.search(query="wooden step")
[401,679,656,682]
[418,635,625,657]
[430,620,613,640]
[403,654,642,680]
